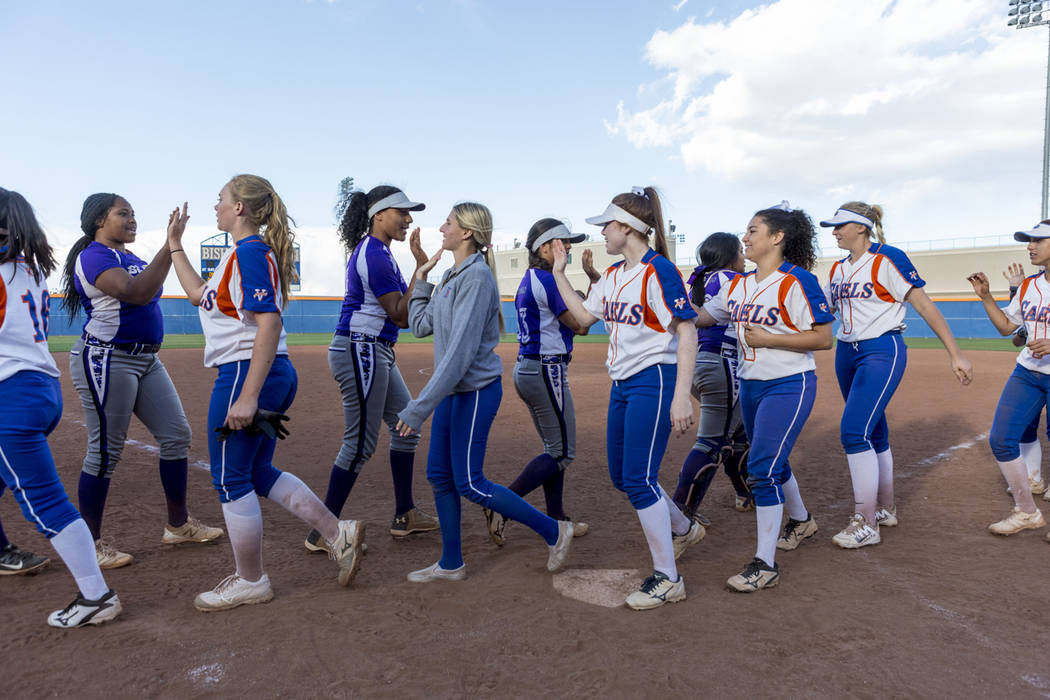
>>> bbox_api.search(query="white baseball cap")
[1014,222,1050,242]
[367,190,425,219]
[819,208,874,229]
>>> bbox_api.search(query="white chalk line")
[70,419,211,472]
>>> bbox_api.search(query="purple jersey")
[690,266,738,356]
[74,242,163,345]
[335,236,407,344]
[515,268,573,356]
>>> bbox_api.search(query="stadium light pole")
[1009,1,1050,219]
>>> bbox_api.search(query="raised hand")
[1003,263,1025,288]
[409,228,428,268]
[551,239,569,274]
[167,202,189,249]
[581,248,601,283]
[415,248,443,281]
[966,272,992,300]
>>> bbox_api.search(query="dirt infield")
[3,344,1050,698]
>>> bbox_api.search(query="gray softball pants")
[512,357,576,467]
[69,337,192,478]
[328,335,419,473]
[691,351,745,455]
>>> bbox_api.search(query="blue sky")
[2,0,1045,294]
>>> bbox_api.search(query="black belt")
[83,334,161,355]
[336,330,395,348]
[518,353,572,365]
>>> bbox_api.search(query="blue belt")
[83,334,161,355]
[336,330,396,348]
[518,353,572,365]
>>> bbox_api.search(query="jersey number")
[21,290,50,343]
[201,289,217,311]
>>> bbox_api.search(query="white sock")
[658,484,692,536]
[1020,440,1043,481]
[267,472,338,541]
[636,499,677,581]
[846,450,879,523]
[781,475,808,522]
[49,519,108,600]
[755,504,782,568]
[222,491,265,582]
[876,448,894,508]
[998,458,1038,513]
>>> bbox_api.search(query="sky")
[2,0,1047,295]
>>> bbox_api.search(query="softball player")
[552,186,702,611]
[484,217,590,545]
[395,202,574,583]
[58,193,223,569]
[1004,262,1046,493]
[967,220,1050,537]
[821,202,972,548]
[166,175,362,612]
[671,232,753,523]
[303,185,437,554]
[0,188,120,627]
[697,203,834,593]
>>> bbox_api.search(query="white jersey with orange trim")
[0,259,59,381]
[827,242,924,342]
[198,234,288,368]
[582,248,696,381]
[706,261,835,381]
[1004,272,1050,375]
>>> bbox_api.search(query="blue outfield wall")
[46,297,1001,339]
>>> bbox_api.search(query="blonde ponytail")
[841,200,885,245]
[229,174,297,306]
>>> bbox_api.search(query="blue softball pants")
[607,363,676,510]
[739,370,817,507]
[208,355,297,503]
[427,378,558,570]
[989,364,1050,461]
[1021,403,1046,443]
[0,371,81,537]
[835,332,907,454]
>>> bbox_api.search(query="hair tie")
[770,200,794,212]
[631,186,649,200]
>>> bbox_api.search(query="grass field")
[46,333,1018,353]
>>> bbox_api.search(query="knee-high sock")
[846,450,879,523]
[755,504,782,568]
[390,450,415,515]
[541,469,567,521]
[433,486,462,570]
[658,484,692,536]
[509,454,560,498]
[50,519,108,599]
[488,485,559,544]
[781,475,808,522]
[322,465,359,517]
[158,458,189,527]
[999,458,1038,512]
[1020,441,1043,480]
[222,491,264,582]
[77,472,110,541]
[876,448,895,508]
[0,515,8,549]
[267,473,338,542]
[636,499,677,581]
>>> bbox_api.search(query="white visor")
[368,191,425,219]
[1014,222,1050,242]
[584,203,652,234]
[529,223,586,252]
[819,209,874,229]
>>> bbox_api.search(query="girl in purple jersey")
[59,194,222,570]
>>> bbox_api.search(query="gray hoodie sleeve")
[397,273,494,430]
[407,279,436,338]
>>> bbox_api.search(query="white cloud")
[672,0,689,11]
[608,0,1045,192]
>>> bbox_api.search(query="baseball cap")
[1014,223,1050,242]
[819,208,874,229]
[527,222,585,252]
[367,190,425,219]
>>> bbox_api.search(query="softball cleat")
[482,507,507,546]
[162,516,224,545]
[988,507,1046,535]
[734,494,754,512]
[727,557,779,593]
[776,514,817,551]
[407,562,466,583]
[329,519,366,587]
[1033,478,1048,495]
[625,571,686,610]
[194,573,273,612]
[874,505,898,527]
[95,538,133,569]
[48,589,122,628]
[546,519,573,572]
[0,543,50,575]
[672,519,706,560]
[390,508,439,537]
[832,514,881,549]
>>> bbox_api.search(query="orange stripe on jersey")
[777,275,799,332]
[0,274,6,330]
[640,267,667,333]
[216,251,240,319]
[869,256,895,302]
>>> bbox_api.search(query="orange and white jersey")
[0,259,59,381]
[582,248,696,381]
[198,234,288,368]
[826,242,924,342]
[706,262,834,381]
[1004,272,1050,375]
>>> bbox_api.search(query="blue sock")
[77,472,111,540]
[509,454,560,498]
[323,465,359,517]
[158,458,189,527]
[673,450,714,508]
[489,484,559,545]
[433,485,463,570]
[390,450,415,515]
[0,515,9,549]
[541,469,567,521]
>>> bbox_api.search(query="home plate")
[552,569,641,607]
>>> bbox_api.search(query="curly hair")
[753,207,818,271]
[334,184,403,253]
[228,174,298,306]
